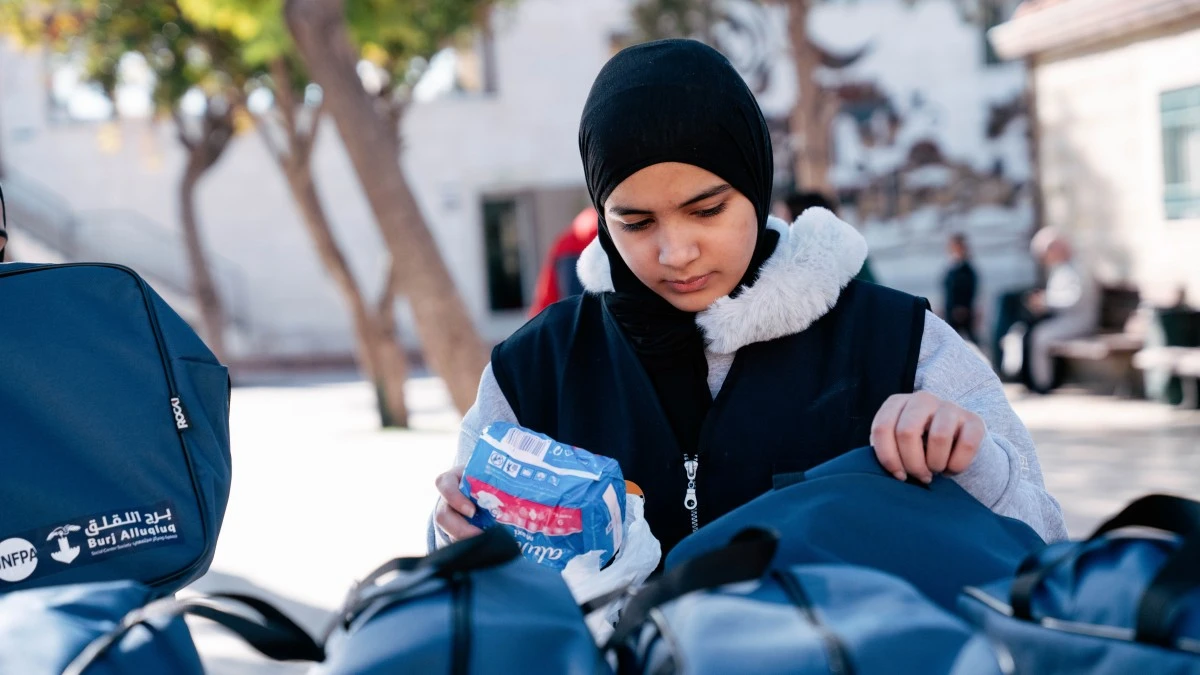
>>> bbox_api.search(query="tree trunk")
[786,0,833,194]
[281,153,409,427]
[179,158,228,362]
[374,261,410,427]
[285,0,488,414]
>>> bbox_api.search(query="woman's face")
[603,162,758,312]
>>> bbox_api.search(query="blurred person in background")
[785,190,877,284]
[1000,228,1100,394]
[942,233,978,343]
[528,208,599,316]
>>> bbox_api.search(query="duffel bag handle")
[1011,494,1200,647]
[607,527,779,649]
[332,526,521,635]
[62,592,324,675]
[361,525,520,587]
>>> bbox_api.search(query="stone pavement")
[1008,386,1200,536]
[191,377,1200,673]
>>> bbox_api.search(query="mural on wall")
[689,0,1032,275]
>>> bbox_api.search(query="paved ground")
[190,376,1200,673]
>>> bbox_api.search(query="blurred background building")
[2,0,1197,384]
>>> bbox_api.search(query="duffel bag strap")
[1,181,7,262]
[607,527,779,648]
[63,592,324,675]
[1011,494,1200,647]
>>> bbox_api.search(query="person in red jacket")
[528,207,599,316]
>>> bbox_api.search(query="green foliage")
[180,0,494,95]
[1,0,255,114]
[3,0,495,115]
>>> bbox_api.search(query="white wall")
[1034,17,1200,306]
[401,0,629,340]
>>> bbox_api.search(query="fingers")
[924,404,961,474]
[434,467,483,543]
[435,499,483,542]
[947,415,986,474]
[435,467,476,519]
[894,393,939,483]
[871,394,909,481]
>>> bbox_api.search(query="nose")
[657,223,700,270]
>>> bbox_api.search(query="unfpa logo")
[0,538,38,583]
[170,397,190,430]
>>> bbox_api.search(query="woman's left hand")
[870,391,986,484]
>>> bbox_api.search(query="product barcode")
[501,427,551,460]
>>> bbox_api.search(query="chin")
[664,290,724,313]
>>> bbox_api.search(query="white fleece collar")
[576,208,868,354]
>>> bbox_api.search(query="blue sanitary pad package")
[460,422,626,570]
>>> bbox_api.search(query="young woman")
[433,39,1066,556]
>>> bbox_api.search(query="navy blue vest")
[491,280,928,555]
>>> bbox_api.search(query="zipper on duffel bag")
[0,263,213,590]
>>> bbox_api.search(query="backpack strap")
[62,592,324,675]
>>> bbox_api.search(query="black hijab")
[578,39,778,455]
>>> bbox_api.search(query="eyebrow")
[608,183,733,217]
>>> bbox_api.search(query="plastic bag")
[562,493,662,644]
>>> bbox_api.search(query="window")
[482,198,526,311]
[1161,86,1200,220]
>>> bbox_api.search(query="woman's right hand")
[434,466,483,543]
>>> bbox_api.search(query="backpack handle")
[62,592,324,675]
[1010,494,1200,647]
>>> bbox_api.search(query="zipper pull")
[683,456,699,532]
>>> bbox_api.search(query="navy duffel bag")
[0,579,321,675]
[0,262,231,595]
[608,527,1005,675]
[960,494,1200,674]
[315,525,610,675]
[665,446,1046,612]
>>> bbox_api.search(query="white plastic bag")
[561,493,661,644]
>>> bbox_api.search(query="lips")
[665,273,713,294]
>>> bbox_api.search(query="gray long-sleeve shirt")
[449,310,1068,544]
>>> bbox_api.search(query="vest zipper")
[683,455,699,533]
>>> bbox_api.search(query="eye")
[619,219,652,233]
[695,202,728,218]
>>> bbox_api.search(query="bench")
[1046,285,1143,396]
[1132,307,1200,408]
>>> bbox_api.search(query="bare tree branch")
[254,113,287,163]
[301,100,324,153]
[270,58,301,143]
[172,109,198,152]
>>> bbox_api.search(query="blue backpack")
[960,494,1200,674]
[607,528,1005,675]
[665,446,1046,612]
[315,526,610,675]
[0,262,231,596]
[0,580,321,675]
